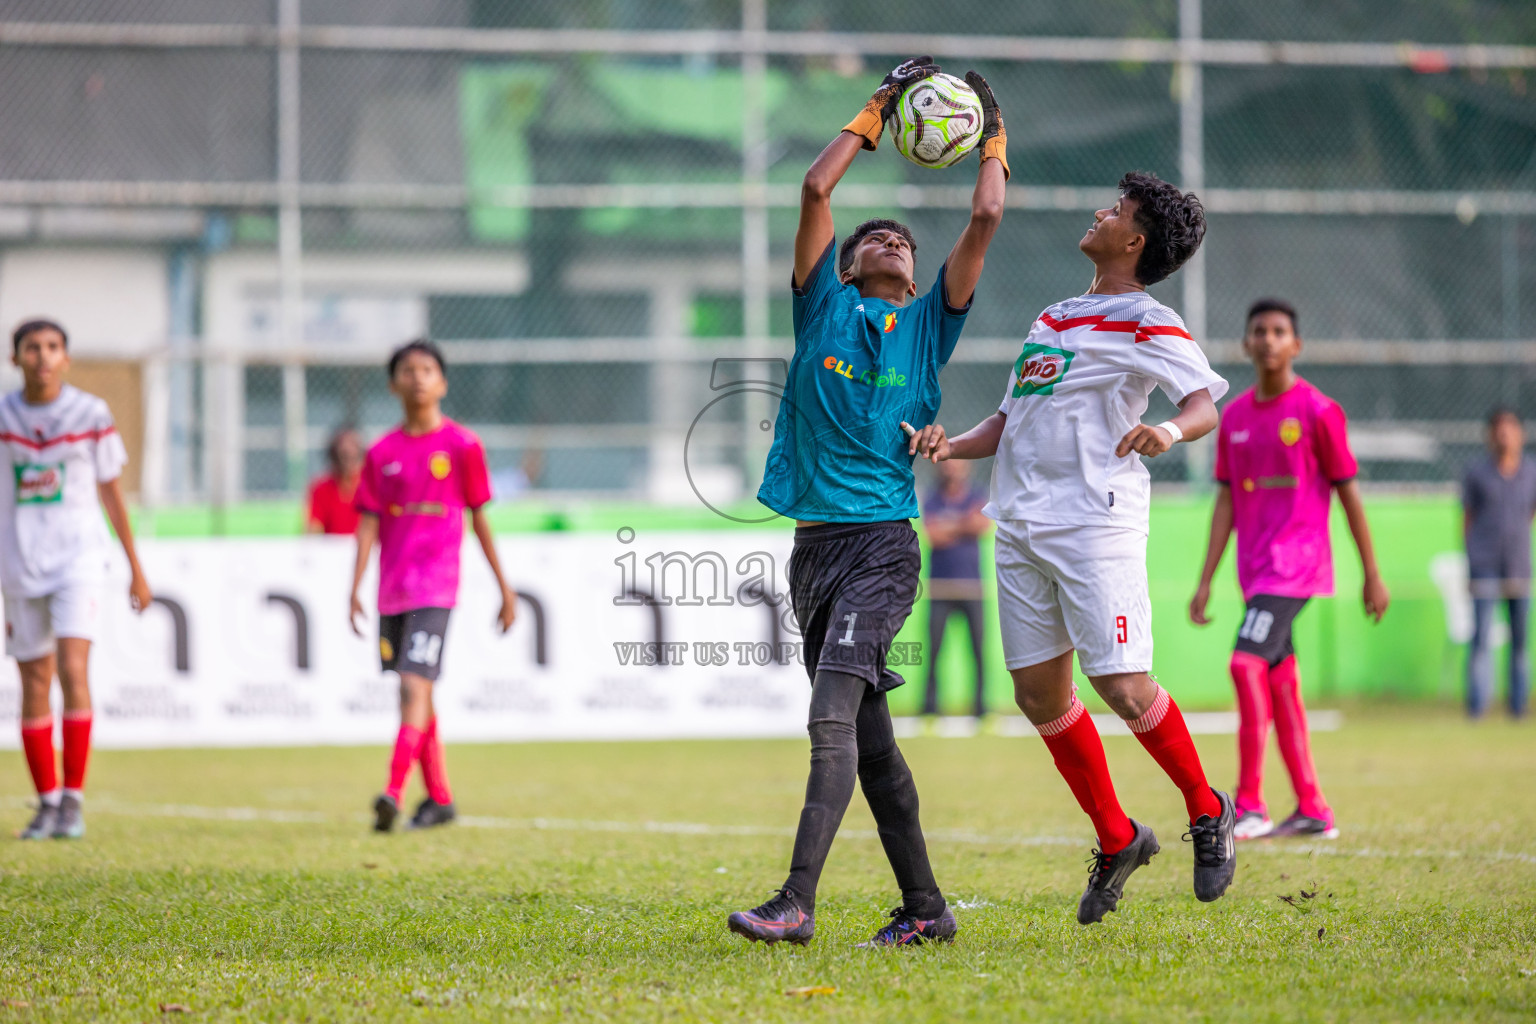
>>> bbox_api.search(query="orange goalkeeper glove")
[964,70,1009,180]
[843,55,941,151]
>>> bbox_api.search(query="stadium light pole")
[1178,0,1212,488]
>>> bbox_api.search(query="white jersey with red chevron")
[0,384,127,596]
[983,290,1228,532]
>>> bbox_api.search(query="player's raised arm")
[941,72,1009,309]
[796,56,939,287]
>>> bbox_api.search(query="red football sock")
[417,717,453,805]
[385,723,426,801]
[1229,652,1272,816]
[1268,656,1332,822]
[20,716,58,796]
[1035,698,1136,855]
[1127,686,1222,822]
[61,709,93,792]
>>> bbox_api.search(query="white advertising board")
[0,532,818,748]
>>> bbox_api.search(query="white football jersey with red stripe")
[0,385,128,596]
[984,291,1227,532]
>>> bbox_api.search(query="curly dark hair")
[838,218,917,279]
[1119,171,1205,286]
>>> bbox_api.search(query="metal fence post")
[741,0,772,501]
[277,0,306,496]
[1179,0,1213,488]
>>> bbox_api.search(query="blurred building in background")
[0,0,1533,505]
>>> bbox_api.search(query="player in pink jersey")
[349,339,518,833]
[1190,299,1389,840]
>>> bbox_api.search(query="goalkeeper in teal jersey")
[728,57,1007,948]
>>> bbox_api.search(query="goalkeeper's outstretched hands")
[843,56,941,151]
[964,70,1010,180]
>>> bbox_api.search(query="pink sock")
[385,724,426,801]
[1230,652,1272,816]
[1127,686,1223,823]
[1269,656,1331,821]
[417,718,453,805]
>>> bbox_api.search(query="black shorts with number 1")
[788,521,921,692]
[380,607,452,682]
[1234,594,1309,667]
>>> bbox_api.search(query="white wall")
[0,247,169,357]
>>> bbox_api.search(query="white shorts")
[4,583,101,662]
[993,519,1152,677]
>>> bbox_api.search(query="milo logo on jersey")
[15,463,64,504]
[1011,343,1075,397]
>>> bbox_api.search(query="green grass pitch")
[2,707,1533,1021]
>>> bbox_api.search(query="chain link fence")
[0,1,1532,502]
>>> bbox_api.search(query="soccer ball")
[885,73,984,169]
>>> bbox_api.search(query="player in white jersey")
[6,319,152,841]
[905,172,1238,924]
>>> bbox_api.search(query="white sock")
[62,788,83,804]
[39,788,62,808]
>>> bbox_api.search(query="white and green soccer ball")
[885,72,984,169]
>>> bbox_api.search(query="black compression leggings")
[782,669,944,916]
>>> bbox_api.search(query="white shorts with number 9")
[4,582,102,662]
[993,519,1153,677]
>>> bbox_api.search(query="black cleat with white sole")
[1078,820,1160,924]
[1186,789,1237,902]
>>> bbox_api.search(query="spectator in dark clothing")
[921,460,992,717]
[1462,408,1536,718]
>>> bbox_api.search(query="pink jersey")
[354,419,492,615]
[1215,378,1358,600]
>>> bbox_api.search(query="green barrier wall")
[132,496,1472,711]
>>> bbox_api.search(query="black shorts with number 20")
[1234,594,1309,667]
[380,607,452,682]
[788,521,921,692]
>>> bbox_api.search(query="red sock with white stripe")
[1126,685,1222,823]
[417,717,453,805]
[385,724,426,801]
[61,709,93,795]
[21,716,59,802]
[1268,656,1332,822]
[1229,652,1272,816]
[1034,697,1136,855]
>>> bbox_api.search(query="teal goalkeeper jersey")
[758,241,970,522]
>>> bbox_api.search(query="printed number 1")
[1115,616,1128,644]
[837,612,858,647]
